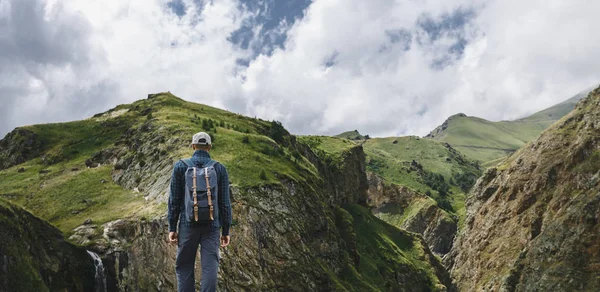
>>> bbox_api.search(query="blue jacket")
[168,150,232,236]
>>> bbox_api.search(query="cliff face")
[0,92,450,291]
[69,143,450,291]
[0,200,95,292]
[0,128,43,170]
[447,87,600,291]
[367,173,457,255]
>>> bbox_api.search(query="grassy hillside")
[362,136,481,223]
[309,134,481,224]
[0,92,450,290]
[0,92,318,233]
[336,130,368,140]
[426,90,590,165]
[328,204,449,291]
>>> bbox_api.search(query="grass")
[0,92,323,235]
[0,162,159,234]
[336,130,367,140]
[326,204,446,291]
[0,92,457,290]
[302,134,479,225]
[426,91,587,164]
[376,197,438,228]
[362,136,480,222]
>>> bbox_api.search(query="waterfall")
[87,251,107,292]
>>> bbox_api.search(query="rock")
[71,167,79,171]
[366,172,458,255]
[0,128,43,170]
[39,169,50,174]
[85,147,123,168]
[100,179,106,184]
[71,210,80,215]
[447,87,600,291]
[1,201,95,291]
[83,219,93,225]
[17,167,25,173]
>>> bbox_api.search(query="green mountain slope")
[362,136,481,224]
[309,134,481,230]
[426,89,591,165]
[0,92,451,291]
[336,130,368,140]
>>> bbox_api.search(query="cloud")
[1,0,599,138]
[238,0,600,136]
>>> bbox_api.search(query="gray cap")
[191,132,211,146]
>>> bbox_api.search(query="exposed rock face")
[0,128,43,170]
[447,88,600,291]
[297,141,369,205]
[69,143,451,291]
[1,93,453,291]
[0,200,95,291]
[367,173,458,255]
[111,120,181,203]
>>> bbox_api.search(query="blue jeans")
[176,225,221,292]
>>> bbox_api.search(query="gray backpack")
[180,159,219,224]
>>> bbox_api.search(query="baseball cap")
[190,132,212,146]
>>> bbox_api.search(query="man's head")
[190,132,212,151]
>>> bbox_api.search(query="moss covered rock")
[0,199,95,291]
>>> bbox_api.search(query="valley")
[1,88,598,291]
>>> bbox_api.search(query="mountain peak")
[424,113,467,139]
[336,130,369,140]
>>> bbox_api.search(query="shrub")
[269,120,287,144]
[242,136,250,144]
[259,170,267,180]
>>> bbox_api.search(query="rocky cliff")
[447,87,600,291]
[1,92,452,291]
[68,139,450,291]
[367,173,457,255]
[0,199,95,291]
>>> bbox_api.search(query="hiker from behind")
[168,132,232,292]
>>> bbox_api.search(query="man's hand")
[168,232,178,245]
[220,235,230,247]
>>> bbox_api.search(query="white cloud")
[1,0,599,138]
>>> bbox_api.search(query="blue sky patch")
[167,0,186,17]
[417,8,475,69]
[229,0,312,63]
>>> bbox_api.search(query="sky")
[1,0,599,138]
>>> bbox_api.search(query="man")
[168,132,232,292]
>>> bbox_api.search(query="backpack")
[180,159,219,225]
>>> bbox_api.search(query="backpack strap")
[205,159,218,168]
[181,158,200,222]
[180,158,194,168]
[192,167,199,222]
[204,160,218,221]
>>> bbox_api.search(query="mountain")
[446,87,600,291]
[336,130,368,140]
[307,134,481,256]
[360,136,481,227]
[426,89,592,165]
[0,92,451,291]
